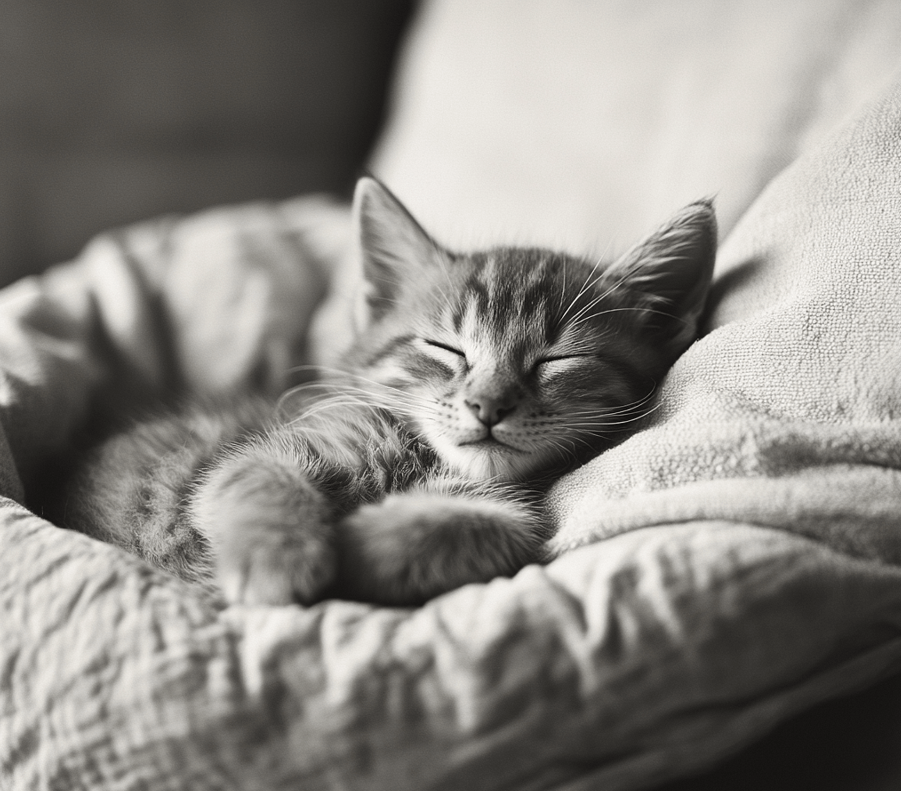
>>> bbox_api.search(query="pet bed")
[4,2,901,789]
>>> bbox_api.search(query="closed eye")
[532,354,600,380]
[423,339,466,358]
[534,354,592,368]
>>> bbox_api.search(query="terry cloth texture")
[546,70,901,565]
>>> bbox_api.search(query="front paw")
[216,518,336,606]
[334,492,542,606]
[192,449,338,606]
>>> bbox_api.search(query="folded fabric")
[547,69,901,566]
[3,72,901,791]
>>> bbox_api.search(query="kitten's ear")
[352,176,443,318]
[611,199,717,355]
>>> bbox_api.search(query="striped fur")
[63,177,716,607]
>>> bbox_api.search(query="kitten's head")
[345,176,716,482]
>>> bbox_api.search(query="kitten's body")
[63,178,716,607]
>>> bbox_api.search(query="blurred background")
[0,0,416,286]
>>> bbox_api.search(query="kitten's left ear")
[352,176,444,319]
[611,199,717,356]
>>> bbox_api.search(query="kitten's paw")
[216,520,336,606]
[192,449,338,606]
[335,491,543,606]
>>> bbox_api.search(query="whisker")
[558,403,664,431]
[568,305,690,331]
[279,371,432,409]
[560,255,642,326]
[559,260,608,324]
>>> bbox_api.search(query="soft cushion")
[4,2,901,790]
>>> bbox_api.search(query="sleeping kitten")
[63,177,716,607]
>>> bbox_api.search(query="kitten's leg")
[190,434,337,606]
[334,475,546,606]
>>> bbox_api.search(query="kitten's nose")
[464,397,516,427]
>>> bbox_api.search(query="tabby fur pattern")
[63,177,716,607]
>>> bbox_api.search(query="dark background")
[0,0,415,286]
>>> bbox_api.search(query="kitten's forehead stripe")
[346,230,688,482]
[416,248,632,367]
[446,249,578,354]
[450,299,466,333]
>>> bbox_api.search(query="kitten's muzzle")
[464,396,517,428]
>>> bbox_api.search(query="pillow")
[373,0,901,251]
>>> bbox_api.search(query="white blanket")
[4,3,901,789]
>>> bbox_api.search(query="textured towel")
[547,70,901,566]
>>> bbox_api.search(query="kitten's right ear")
[609,199,717,357]
[353,176,443,319]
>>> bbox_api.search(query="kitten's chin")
[433,439,543,482]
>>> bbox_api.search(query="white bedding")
[4,2,901,789]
